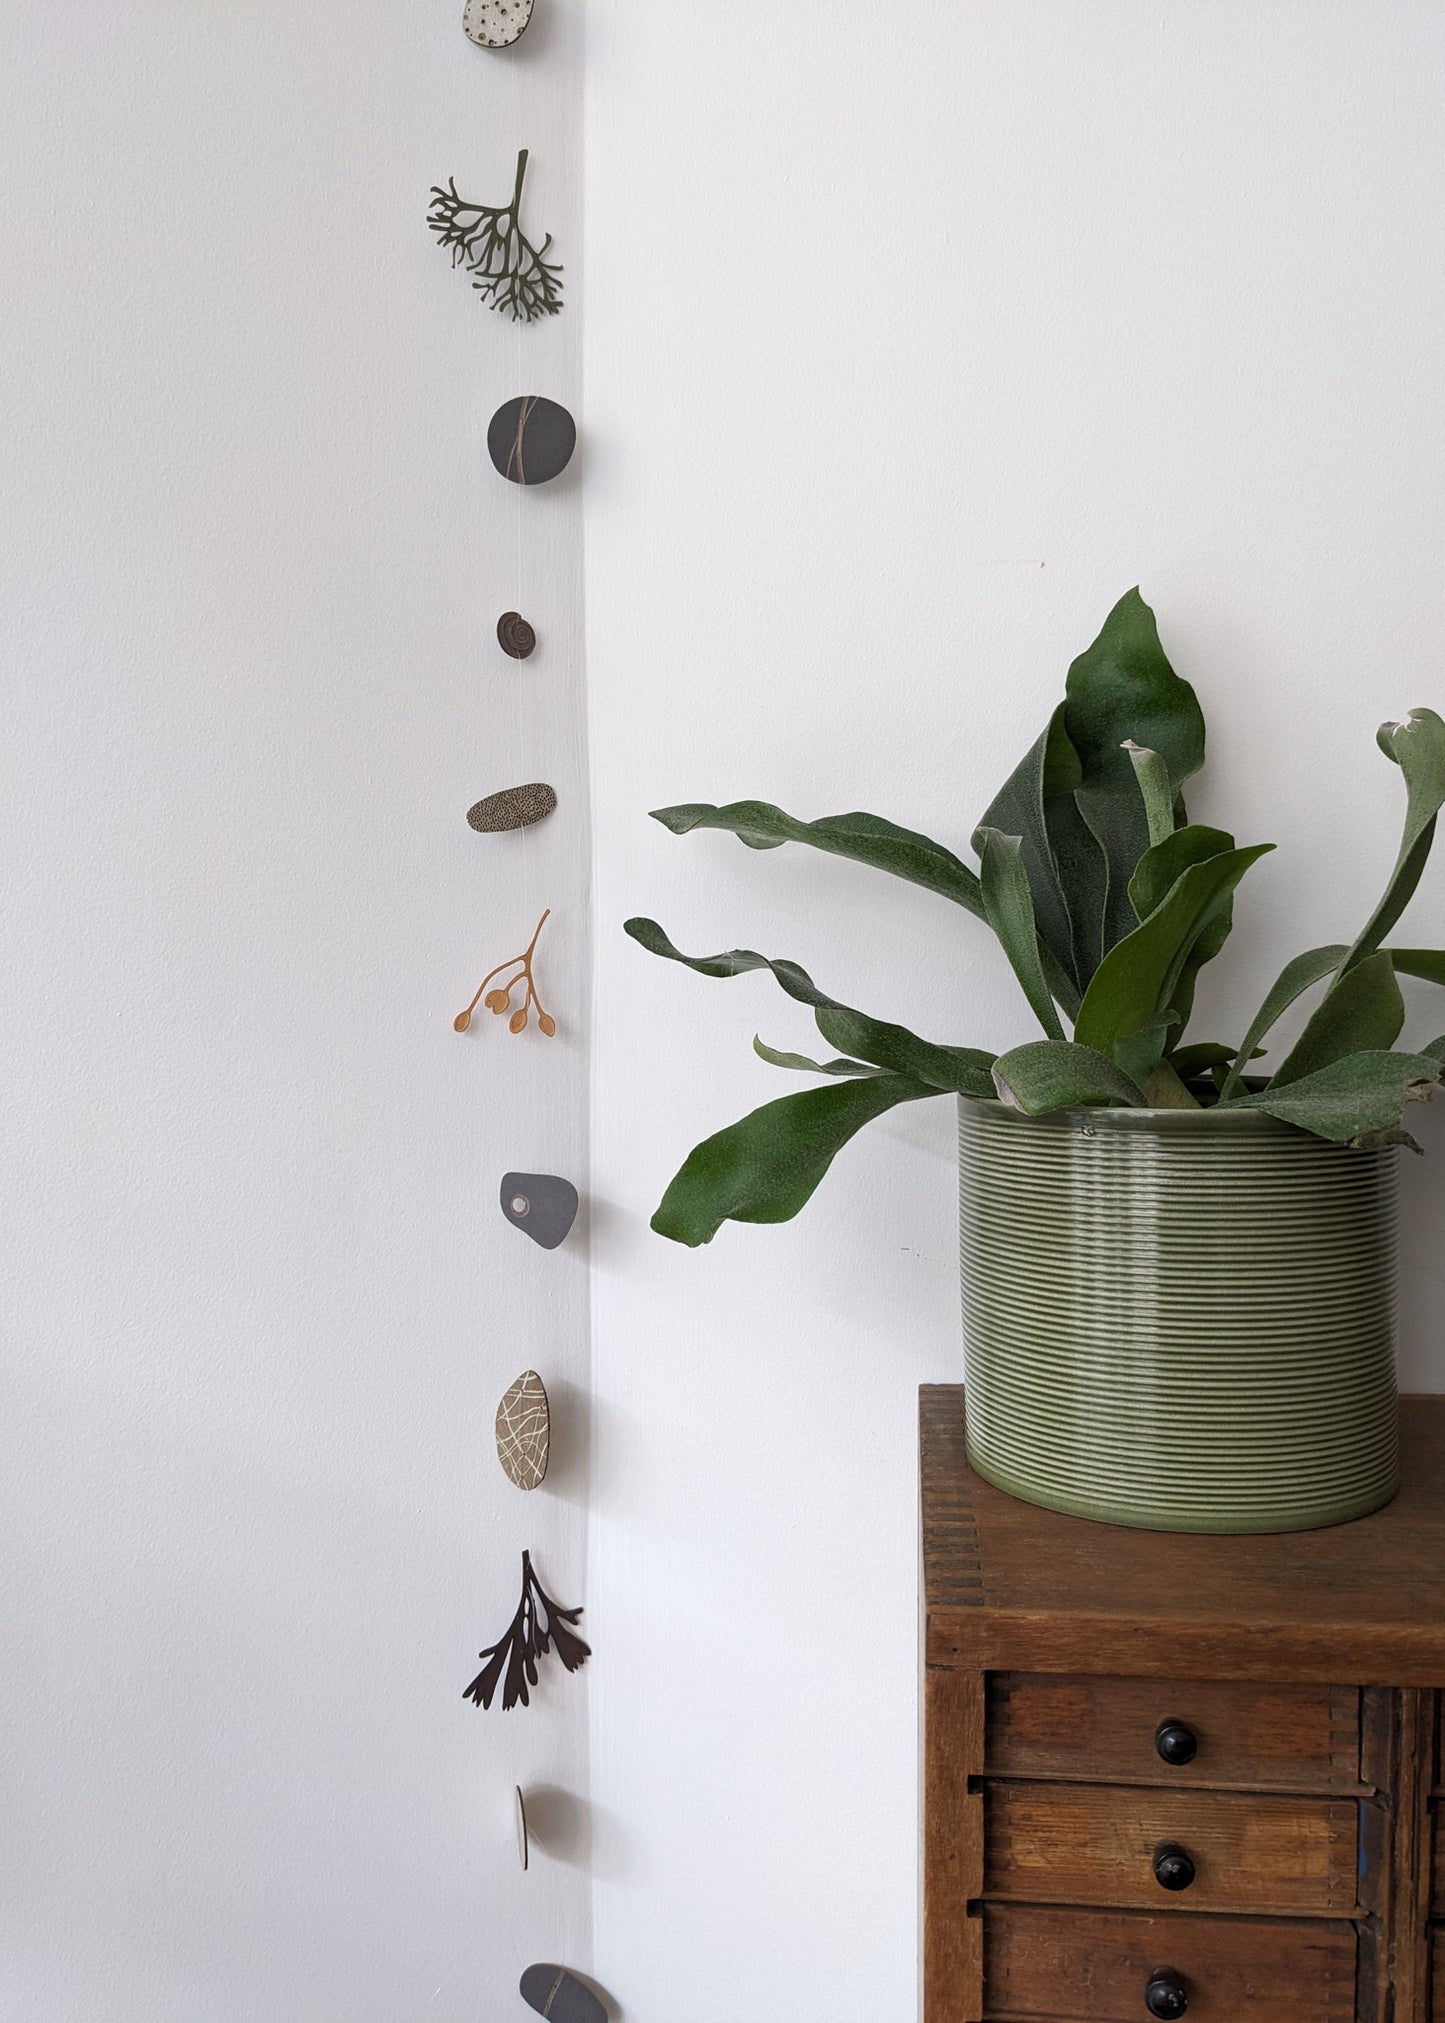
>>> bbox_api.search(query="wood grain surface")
[986,1674,1362,1792]
[982,1903,1356,2021]
[1381,1692,1438,2023]
[924,1666,984,2023]
[983,1780,1360,1916]
[922,1387,1445,1684]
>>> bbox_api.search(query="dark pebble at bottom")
[519,1964,607,2023]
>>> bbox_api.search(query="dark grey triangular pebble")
[501,1172,579,1249]
[519,1965,606,2023]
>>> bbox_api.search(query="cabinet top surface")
[920,1386,1445,1680]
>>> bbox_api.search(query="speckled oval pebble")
[466,783,557,833]
[497,611,537,659]
[462,0,534,48]
[488,395,577,486]
[520,1965,607,2023]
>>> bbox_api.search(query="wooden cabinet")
[982,1905,1358,2022]
[986,1675,1363,1791]
[921,1387,1445,2023]
[983,1782,1361,1915]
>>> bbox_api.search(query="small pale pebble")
[462,0,534,49]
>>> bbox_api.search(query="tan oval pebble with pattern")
[496,1370,550,1491]
[463,0,534,49]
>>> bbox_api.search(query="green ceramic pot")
[958,1098,1400,1534]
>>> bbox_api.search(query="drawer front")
[983,1903,1356,2022]
[1434,1798,1442,1918]
[1432,1928,1443,2018]
[986,1674,1360,1790]
[984,1781,1359,1915]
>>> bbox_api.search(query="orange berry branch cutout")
[454,908,556,1036]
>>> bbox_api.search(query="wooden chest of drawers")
[920,1387,1445,2023]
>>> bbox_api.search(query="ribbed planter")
[958,1098,1400,1534]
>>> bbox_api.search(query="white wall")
[585,4,1445,2017]
[1,4,590,2018]
[6,6,1445,2021]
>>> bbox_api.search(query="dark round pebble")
[488,396,577,486]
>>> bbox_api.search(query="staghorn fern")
[626,590,1445,1245]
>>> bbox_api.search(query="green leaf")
[1127,825,1236,924]
[973,704,1089,1010]
[974,592,1208,996]
[976,827,1067,1042]
[623,918,996,1096]
[1126,825,1247,1035]
[1341,709,1445,972]
[1112,1013,1180,1090]
[752,1036,883,1078]
[1389,948,1445,984]
[1423,1035,1445,1062]
[1143,1059,1201,1108]
[1216,943,1349,1101]
[1043,779,1111,989]
[1170,1042,1246,1078]
[1064,589,1207,795]
[650,1073,936,1246]
[648,801,985,918]
[1064,589,1207,952]
[991,1040,1145,1113]
[1268,949,1405,1088]
[1229,1049,1442,1144]
[1072,845,1274,1057]
[1122,741,1175,849]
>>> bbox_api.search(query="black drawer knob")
[1144,1967,1188,2019]
[1153,1841,1196,1892]
[1155,1719,1198,1766]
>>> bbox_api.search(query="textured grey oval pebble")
[520,1966,607,2023]
[488,395,577,486]
[466,783,557,833]
[462,0,534,47]
[501,1172,579,1249]
[496,1370,550,1491]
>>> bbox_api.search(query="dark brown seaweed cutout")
[464,1551,590,1710]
